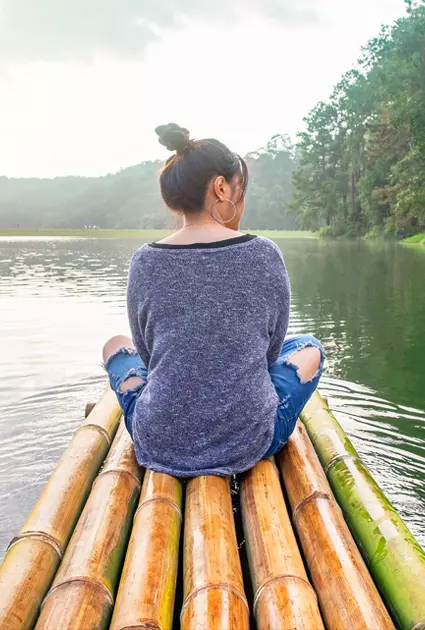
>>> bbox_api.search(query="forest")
[1,1,424,236]
[0,135,298,231]
[290,1,425,238]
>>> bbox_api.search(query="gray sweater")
[127,234,291,477]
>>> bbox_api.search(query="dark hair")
[155,123,248,213]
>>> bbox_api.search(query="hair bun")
[155,123,191,153]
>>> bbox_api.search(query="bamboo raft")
[1,389,425,630]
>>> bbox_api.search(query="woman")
[103,123,324,477]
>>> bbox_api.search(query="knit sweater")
[127,234,291,477]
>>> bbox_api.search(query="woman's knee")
[287,336,324,384]
[289,347,321,384]
[102,335,134,363]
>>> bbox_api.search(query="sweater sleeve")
[265,241,291,367]
[126,248,151,367]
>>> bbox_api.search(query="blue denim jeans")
[104,334,325,458]
[263,335,325,457]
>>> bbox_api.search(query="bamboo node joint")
[253,573,317,613]
[7,530,63,559]
[94,467,142,489]
[292,490,335,523]
[117,622,164,630]
[181,582,249,617]
[134,496,182,521]
[324,453,359,475]
[42,576,114,609]
[75,422,112,446]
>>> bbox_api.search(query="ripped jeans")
[104,334,325,460]
[264,335,325,457]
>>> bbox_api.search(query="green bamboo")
[301,391,425,630]
[0,387,121,630]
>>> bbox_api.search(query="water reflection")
[0,236,424,558]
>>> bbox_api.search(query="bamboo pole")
[241,458,324,630]
[110,470,182,630]
[181,476,249,630]
[0,387,121,630]
[301,391,425,630]
[278,421,395,630]
[35,421,142,630]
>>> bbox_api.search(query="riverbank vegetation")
[0,228,315,240]
[403,232,425,244]
[0,135,298,232]
[290,3,425,240]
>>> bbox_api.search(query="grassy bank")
[0,228,172,240]
[0,228,316,240]
[250,230,316,239]
[403,233,425,245]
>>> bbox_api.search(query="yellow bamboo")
[278,422,395,630]
[0,387,121,630]
[181,476,249,630]
[110,470,182,630]
[35,421,142,630]
[241,458,324,630]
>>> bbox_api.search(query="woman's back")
[127,234,291,477]
[102,123,322,478]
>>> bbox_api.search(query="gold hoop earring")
[210,198,237,224]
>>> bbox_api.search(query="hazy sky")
[0,0,405,178]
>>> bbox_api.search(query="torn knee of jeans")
[284,343,324,385]
[102,346,138,371]
[119,368,146,393]
[284,358,319,385]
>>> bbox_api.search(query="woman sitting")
[103,123,324,477]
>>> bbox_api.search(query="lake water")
[0,236,424,559]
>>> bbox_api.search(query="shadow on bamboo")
[0,388,121,630]
[181,476,249,630]
[241,458,324,630]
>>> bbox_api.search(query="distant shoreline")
[0,228,316,240]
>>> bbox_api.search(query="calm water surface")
[0,236,424,558]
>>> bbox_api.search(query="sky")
[0,0,406,178]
